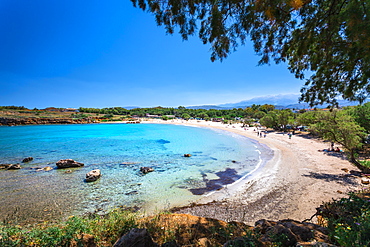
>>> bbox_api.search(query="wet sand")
[145,119,367,225]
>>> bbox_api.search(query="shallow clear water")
[0,123,270,223]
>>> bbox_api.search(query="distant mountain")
[219,94,304,108]
[186,94,368,110]
[122,106,141,110]
[186,105,227,110]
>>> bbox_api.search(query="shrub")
[320,190,370,246]
[0,209,138,246]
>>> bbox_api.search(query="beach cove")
[145,119,367,225]
[0,122,268,223]
[0,119,366,226]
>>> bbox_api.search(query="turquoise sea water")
[0,123,270,223]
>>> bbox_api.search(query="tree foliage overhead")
[131,0,370,106]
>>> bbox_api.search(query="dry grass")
[138,213,254,246]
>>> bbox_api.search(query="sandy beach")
[144,119,367,225]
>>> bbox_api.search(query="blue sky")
[0,0,304,109]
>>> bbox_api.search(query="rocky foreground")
[68,213,332,247]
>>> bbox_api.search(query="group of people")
[320,142,343,153]
[255,130,267,138]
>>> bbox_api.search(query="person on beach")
[288,132,292,139]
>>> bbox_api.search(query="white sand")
[142,119,367,224]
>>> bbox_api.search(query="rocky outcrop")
[56,159,84,169]
[22,157,33,163]
[85,169,101,182]
[0,117,99,126]
[140,167,154,174]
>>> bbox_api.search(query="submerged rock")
[36,166,53,172]
[140,167,154,174]
[125,190,138,195]
[56,159,84,169]
[22,157,33,163]
[85,169,101,182]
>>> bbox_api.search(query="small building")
[211,118,224,122]
[145,113,160,118]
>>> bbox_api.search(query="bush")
[321,190,370,246]
[0,209,138,246]
[359,160,370,169]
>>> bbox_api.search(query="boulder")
[56,159,84,169]
[184,154,192,157]
[255,219,329,246]
[140,167,154,174]
[113,228,158,247]
[85,169,101,182]
[6,164,21,170]
[361,178,370,184]
[22,157,33,163]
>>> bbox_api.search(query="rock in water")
[85,169,101,182]
[56,159,84,169]
[22,157,33,163]
[140,167,154,174]
[5,164,21,170]
[0,164,9,169]
[36,166,53,172]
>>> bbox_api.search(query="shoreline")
[1,119,366,225]
[142,119,366,225]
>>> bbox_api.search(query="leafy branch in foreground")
[131,0,370,106]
